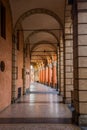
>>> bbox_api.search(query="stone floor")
[0,124,81,130]
[0,82,81,130]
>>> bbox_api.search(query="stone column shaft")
[48,64,52,86]
[23,48,26,95]
[59,40,64,96]
[11,36,17,103]
[45,66,48,85]
[73,0,87,125]
[52,62,57,88]
[64,0,73,103]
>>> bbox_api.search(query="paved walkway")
[0,82,81,130]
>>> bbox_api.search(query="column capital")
[52,61,57,66]
[42,66,45,70]
[45,66,48,69]
[48,63,52,68]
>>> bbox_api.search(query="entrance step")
[0,117,72,124]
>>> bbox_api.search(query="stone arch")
[31,40,57,53]
[14,8,63,31]
[30,40,57,65]
[25,30,59,45]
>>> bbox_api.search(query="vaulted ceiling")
[9,0,65,66]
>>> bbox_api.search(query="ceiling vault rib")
[31,55,55,56]
[17,28,63,32]
[31,59,47,60]
[25,43,58,45]
[32,51,57,52]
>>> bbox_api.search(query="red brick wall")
[16,30,30,96]
[0,0,12,111]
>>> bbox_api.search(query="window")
[0,2,6,39]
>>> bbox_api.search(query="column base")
[79,115,87,126]
[50,83,53,88]
[26,88,30,94]
[11,98,16,104]
[23,90,26,95]
[57,90,61,95]
[72,111,87,126]
[47,82,49,86]
[63,97,66,104]
[23,92,26,95]
[72,109,79,125]
[63,97,71,104]
[56,83,58,91]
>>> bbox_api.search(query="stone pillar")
[38,68,40,83]
[41,67,42,83]
[52,61,57,88]
[44,67,46,84]
[59,37,64,96]
[50,64,52,87]
[42,67,45,84]
[40,67,42,83]
[57,47,60,92]
[44,66,46,85]
[42,67,43,83]
[45,66,48,85]
[73,0,87,125]
[39,68,41,83]
[34,69,39,82]
[11,35,17,103]
[48,63,52,86]
[64,0,73,103]
[23,48,26,95]
[56,48,59,91]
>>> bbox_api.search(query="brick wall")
[0,0,12,111]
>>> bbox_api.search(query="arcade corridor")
[0,0,87,129]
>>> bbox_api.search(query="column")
[64,0,73,103]
[42,67,43,83]
[42,67,45,84]
[57,47,60,92]
[73,0,87,125]
[11,35,17,103]
[52,61,57,88]
[50,64,52,87]
[44,67,46,84]
[39,68,41,83]
[38,68,40,83]
[45,66,48,85]
[44,66,46,85]
[48,63,52,86]
[23,47,26,95]
[56,47,59,91]
[41,67,42,83]
[59,36,64,96]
